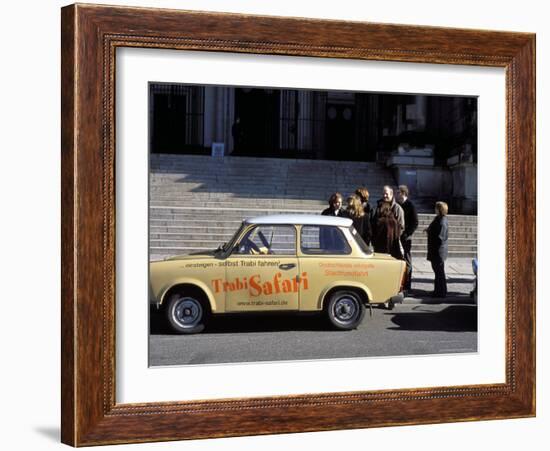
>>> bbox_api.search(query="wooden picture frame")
[61,3,535,446]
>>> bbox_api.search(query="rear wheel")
[326,290,365,330]
[166,292,208,334]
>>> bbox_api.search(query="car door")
[298,224,354,311]
[224,224,300,312]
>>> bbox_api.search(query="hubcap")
[172,297,203,328]
[333,296,358,323]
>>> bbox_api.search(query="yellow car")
[150,215,406,333]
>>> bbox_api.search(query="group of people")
[321,185,449,298]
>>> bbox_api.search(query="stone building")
[149,83,477,213]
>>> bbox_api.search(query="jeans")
[401,238,413,290]
[430,259,447,296]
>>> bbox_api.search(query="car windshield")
[218,222,246,254]
[350,226,373,255]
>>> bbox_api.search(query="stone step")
[150,164,392,173]
[149,205,475,217]
[149,201,477,219]
[150,171,392,179]
[148,167,385,175]
[148,211,477,225]
[148,154,477,259]
[151,171,391,179]
[150,176,393,183]
[150,154,386,167]
[150,199,329,207]
[149,186,392,197]
[150,157,386,166]
[150,188,392,197]
[149,158,387,167]
[149,209,321,217]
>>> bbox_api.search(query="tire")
[166,292,208,334]
[326,290,365,330]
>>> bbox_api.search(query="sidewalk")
[412,257,475,278]
[410,257,476,299]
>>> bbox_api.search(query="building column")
[203,87,215,148]
[414,95,427,130]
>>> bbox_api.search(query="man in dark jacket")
[321,192,345,217]
[397,185,418,292]
[372,186,405,258]
[320,192,345,250]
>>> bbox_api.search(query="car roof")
[245,214,353,227]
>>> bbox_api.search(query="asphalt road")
[149,279,477,366]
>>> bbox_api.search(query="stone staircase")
[149,154,477,261]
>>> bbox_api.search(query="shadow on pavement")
[407,296,476,306]
[413,277,475,284]
[387,304,477,332]
[150,307,332,335]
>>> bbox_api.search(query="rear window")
[350,227,373,255]
[300,225,351,255]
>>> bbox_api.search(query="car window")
[350,226,372,254]
[222,222,245,253]
[300,225,351,255]
[235,225,296,255]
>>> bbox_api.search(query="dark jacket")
[427,215,449,262]
[373,198,405,235]
[343,212,370,245]
[372,214,403,259]
[400,199,418,241]
[362,202,374,245]
[321,207,346,217]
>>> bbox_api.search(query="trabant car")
[150,214,406,334]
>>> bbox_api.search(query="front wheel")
[166,293,208,334]
[326,291,365,330]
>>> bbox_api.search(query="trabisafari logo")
[212,272,309,297]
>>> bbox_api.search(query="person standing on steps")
[397,185,418,293]
[425,201,449,298]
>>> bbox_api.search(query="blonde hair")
[435,201,449,216]
[346,194,365,218]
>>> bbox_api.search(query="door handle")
[279,263,296,270]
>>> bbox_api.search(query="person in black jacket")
[397,185,418,291]
[425,201,449,297]
[354,187,373,245]
[321,192,345,217]
[344,194,368,243]
[372,202,403,259]
[320,192,345,250]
